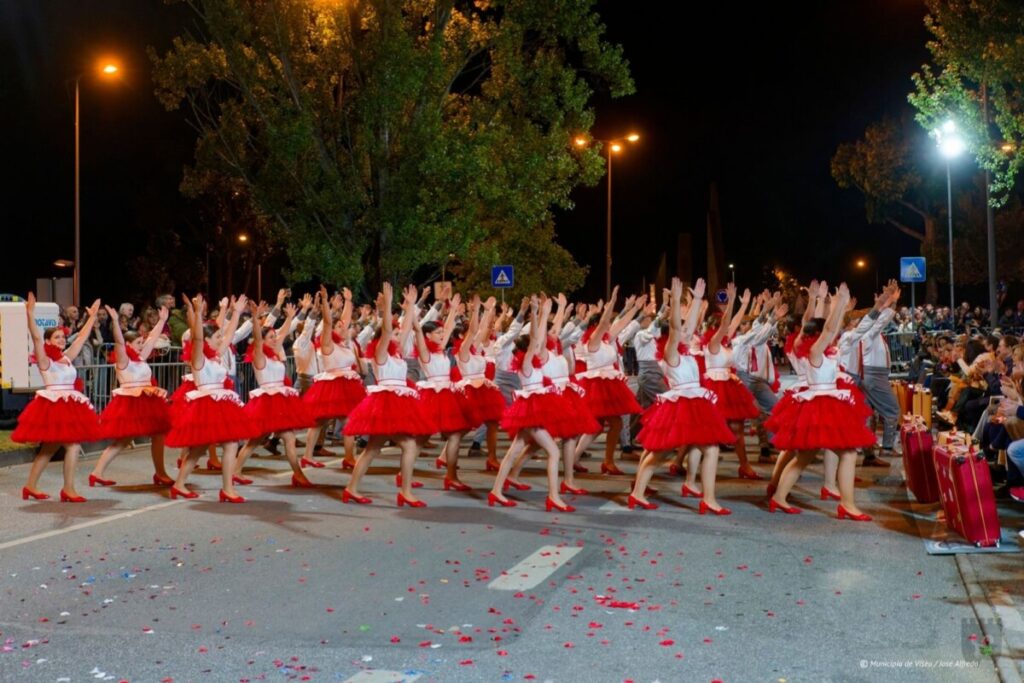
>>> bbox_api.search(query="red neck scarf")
[546,335,563,355]
[43,343,65,362]
[367,338,400,359]
[655,337,687,361]
[510,350,542,373]
[425,339,443,354]
[313,331,344,350]
[182,340,219,360]
[244,344,279,363]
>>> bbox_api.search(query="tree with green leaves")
[150,0,633,296]
[909,0,1024,206]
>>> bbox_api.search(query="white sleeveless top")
[251,357,299,398]
[186,358,242,404]
[514,358,553,398]
[703,345,737,382]
[418,350,453,390]
[36,356,92,406]
[368,354,417,397]
[113,358,167,398]
[577,340,625,380]
[456,346,496,390]
[658,352,716,403]
[793,353,852,404]
[315,342,360,382]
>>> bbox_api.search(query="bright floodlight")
[941,120,956,134]
[939,135,965,158]
[238,233,249,243]
[626,133,639,142]
[102,64,118,74]
[574,137,587,147]
[610,143,622,152]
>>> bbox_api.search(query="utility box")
[0,301,61,392]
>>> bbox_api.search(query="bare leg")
[490,434,528,502]
[303,424,323,461]
[772,449,815,506]
[25,443,60,493]
[61,443,83,498]
[574,432,596,460]
[485,422,499,468]
[346,436,387,497]
[234,438,261,475]
[174,446,204,490]
[531,428,569,508]
[602,417,623,469]
[397,437,422,502]
[769,450,795,491]
[683,447,703,494]
[150,435,170,481]
[822,449,839,497]
[220,441,241,496]
[562,437,580,488]
[281,432,310,482]
[91,439,131,479]
[343,435,356,466]
[444,432,467,484]
[700,446,727,511]
[207,444,221,469]
[508,440,535,482]
[837,450,867,516]
[733,422,756,475]
[630,449,666,504]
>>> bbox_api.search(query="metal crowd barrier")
[884,331,916,378]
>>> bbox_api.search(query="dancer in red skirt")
[343,284,434,506]
[489,296,577,511]
[769,283,877,520]
[453,295,506,472]
[89,305,174,487]
[15,294,103,502]
[571,287,645,475]
[702,283,762,480]
[166,294,255,502]
[629,278,737,513]
[415,293,474,490]
[302,286,367,470]
[232,300,316,488]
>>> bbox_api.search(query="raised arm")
[726,287,752,340]
[812,283,850,361]
[609,294,646,339]
[24,293,49,372]
[65,299,101,362]
[398,285,417,354]
[318,285,334,356]
[664,278,685,366]
[139,306,169,361]
[708,283,737,354]
[550,293,568,338]
[104,305,129,368]
[475,297,496,349]
[375,283,396,366]
[249,301,268,370]
[681,278,707,341]
[460,296,481,363]
[588,285,620,352]
[522,298,542,373]
[216,295,248,355]
[185,294,204,371]
[440,293,461,348]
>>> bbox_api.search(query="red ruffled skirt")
[165,395,255,448]
[245,392,313,435]
[98,393,172,440]
[770,395,877,451]
[459,384,507,426]
[303,376,366,421]
[837,377,872,419]
[344,390,434,436]
[637,396,735,450]
[548,387,602,438]
[12,396,102,444]
[418,387,472,434]
[501,391,571,438]
[764,388,799,435]
[575,377,642,420]
[703,378,760,421]
[168,379,196,422]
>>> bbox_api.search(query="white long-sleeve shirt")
[293,318,319,376]
[732,319,778,381]
[839,308,894,374]
[634,324,662,362]
[488,317,525,372]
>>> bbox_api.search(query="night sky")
[1,1,942,305]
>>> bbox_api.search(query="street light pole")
[946,160,955,312]
[74,76,81,308]
[605,149,612,301]
[935,120,963,313]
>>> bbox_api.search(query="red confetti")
[563,642,575,648]
[459,659,474,666]
[418,641,432,648]
[659,639,674,646]
[390,636,401,643]
[497,650,508,656]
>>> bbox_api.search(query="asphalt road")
[0,436,1021,683]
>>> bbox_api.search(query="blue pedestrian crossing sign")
[899,257,926,283]
[491,265,514,289]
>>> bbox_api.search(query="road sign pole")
[911,283,915,331]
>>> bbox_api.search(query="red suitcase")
[900,418,939,503]
[932,444,1001,547]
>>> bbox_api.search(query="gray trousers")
[859,366,899,450]
[471,369,521,443]
[737,370,778,447]
[629,361,666,440]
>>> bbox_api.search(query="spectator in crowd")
[156,294,188,344]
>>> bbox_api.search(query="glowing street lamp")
[73,58,122,306]
[573,131,641,298]
[934,120,964,311]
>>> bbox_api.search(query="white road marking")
[599,499,625,512]
[0,500,182,551]
[344,670,420,683]
[488,544,582,591]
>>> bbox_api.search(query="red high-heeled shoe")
[205,460,223,472]
[627,494,658,510]
[600,463,625,475]
[169,486,199,499]
[820,487,841,501]
[395,474,423,489]
[231,475,253,486]
[88,473,116,487]
[737,467,763,481]
[559,482,589,495]
[545,497,575,513]
[300,457,325,469]
[434,457,446,470]
[667,463,684,477]
[60,490,87,503]
[698,500,731,516]
[397,492,427,508]
[219,489,246,503]
[484,461,500,473]
[340,460,356,472]
[153,474,175,487]
[837,504,872,522]
[487,492,517,507]
[443,478,471,491]
[22,487,50,500]
[342,489,373,505]
[290,474,316,488]
[680,484,702,498]
[768,498,801,514]
[573,462,589,473]
[504,479,531,491]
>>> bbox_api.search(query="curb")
[956,553,1024,683]
[0,442,123,469]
